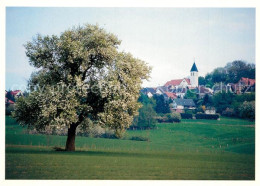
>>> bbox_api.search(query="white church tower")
[190,61,199,87]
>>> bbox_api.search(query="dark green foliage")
[165,113,181,123]
[156,113,181,123]
[222,108,236,117]
[132,104,157,129]
[227,61,255,83]
[212,92,255,120]
[213,92,235,113]
[185,89,199,105]
[202,94,213,107]
[181,113,193,119]
[6,91,15,102]
[130,136,149,141]
[6,104,15,116]
[238,101,255,120]
[195,114,219,120]
[153,94,171,114]
[198,76,206,85]
[156,116,166,123]
[138,93,156,107]
[184,109,196,114]
[234,93,255,102]
[203,60,255,85]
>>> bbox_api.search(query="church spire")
[190,62,198,72]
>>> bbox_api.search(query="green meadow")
[5,116,255,179]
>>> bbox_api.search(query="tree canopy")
[204,60,255,85]
[13,24,151,151]
[153,94,171,114]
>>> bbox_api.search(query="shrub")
[6,104,15,115]
[155,116,167,123]
[222,108,236,117]
[181,113,193,119]
[195,113,219,120]
[166,113,181,123]
[184,110,193,114]
[238,101,255,120]
[130,136,149,141]
[131,104,157,129]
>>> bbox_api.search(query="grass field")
[5,116,255,179]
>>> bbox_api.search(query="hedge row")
[180,113,193,119]
[195,113,219,120]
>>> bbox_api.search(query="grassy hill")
[5,116,255,179]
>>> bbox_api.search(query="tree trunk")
[65,124,77,151]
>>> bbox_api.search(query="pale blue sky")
[6,8,255,90]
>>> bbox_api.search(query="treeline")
[199,60,255,87]
[213,92,255,120]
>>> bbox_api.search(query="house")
[239,77,255,86]
[140,88,156,98]
[172,98,196,110]
[205,107,216,114]
[227,77,255,94]
[165,78,191,90]
[172,88,187,98]
[163,92,177,100]
[5,97,15,105]
[237,77,255,94]
[11,90,23,97]
[141,86,170,98]
[155,87,164,95]
[197,86,213,98]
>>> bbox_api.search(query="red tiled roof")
[8,100,15,104]
[240,77,255,86]
[164,92,177,99]
[5,98,15,104]
[165,78,191,86]
[10,90,21,96]
[184,78,191,84]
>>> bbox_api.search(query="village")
[140,62,255,115]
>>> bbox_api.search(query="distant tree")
[198,76,206,85]
[234,93,255,103]
[204,74,214,88]
[22,90,30,97]
[227,60,255,83]
[6,104,15,115]
[239,101,255,120]
[204,60,255,85]
[132,104,157,129]
[211,67,228,83]
[165,112,181,123]
[185,89,199,105]
[212,92,235,113]
[138,92,156,107]
[202,94,213,107]
[13,24,151,151]
[185,89,197,100]
[6,91,15,102]
[153,94,171,114]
